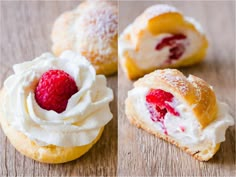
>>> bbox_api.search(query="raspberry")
[146,89,180,134]
[146,89,173,106]
[179,126,185,132]
[35,70,78,113]
[155,34,187,62]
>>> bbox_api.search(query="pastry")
[0,51,113,163]
[125,69,234,161]
[119,4,208,79]
[51,1,118,75]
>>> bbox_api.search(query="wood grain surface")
[0,1,117,176]
[118,1,235,176]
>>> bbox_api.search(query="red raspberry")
[146,89,180,134]
[146,89,174,107]
[155,34,187,61]
[146,89,179,117]
[35,70,78,113]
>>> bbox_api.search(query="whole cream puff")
[0,51,113,163]
[51,1,118,75]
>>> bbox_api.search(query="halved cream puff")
[119,4,208,80]
[125,69,234,161]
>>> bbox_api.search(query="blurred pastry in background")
[52,1,118,75]
[119,4,208,80]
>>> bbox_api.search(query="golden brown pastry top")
[134,69,217,128]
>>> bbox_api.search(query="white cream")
[2,51,113,147]
[118,18,203,70]
[128,87,234,147]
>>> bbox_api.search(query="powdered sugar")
[78,3,118,39]
[156,70,189,94]
[187,75,201,100]
[73,2,118,62]
[53,1,118,64]
[144,4,179,21]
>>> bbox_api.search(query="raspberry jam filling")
[35,69,78,113]
[155,34,187,63]
[146,89,179,134]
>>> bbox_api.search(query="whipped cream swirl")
[2,51,113,147]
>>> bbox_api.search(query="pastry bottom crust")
[74,50,118,76]
[92,59,117,76]
[125,99,220,161]
[0,89,104,164]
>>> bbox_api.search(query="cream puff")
[51,1,118,75]
[119,4,208,80]
[125,69,234,161]
[0,51,113,163]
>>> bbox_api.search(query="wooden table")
[0,1,117,176]
[118,1,235,176]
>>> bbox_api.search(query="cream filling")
[119,19,202,70]
[128,87,234,147]
[2,51,113,147]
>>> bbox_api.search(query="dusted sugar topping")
[51,1,118,64]
[144,4,179,21]
[77,1,118,39]
[131,4,180,32]
[73,1,118,62]
[156,69,189,95]
[2,51,113,147]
